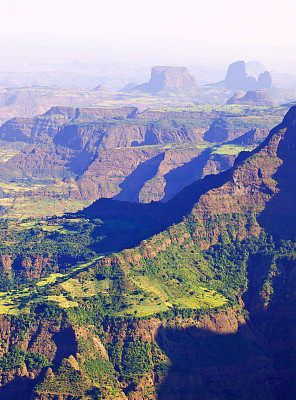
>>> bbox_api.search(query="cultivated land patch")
[0,251,228,317]
[213,144,253,155]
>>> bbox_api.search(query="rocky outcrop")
[132,66,197,93]
[43,105,138,120]
[0,308,251,400]
[0,317,78,400]
[224,61,272,90]
[2,107,296,399]
[118,105,296,258]
[91,105,296,280]
[0,255,13,279]
[226,90,274,107]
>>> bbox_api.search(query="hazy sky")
[1,0,296,67]
[1,0,295,43]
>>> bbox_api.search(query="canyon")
[0,105,295,399]
[0,104,286,219]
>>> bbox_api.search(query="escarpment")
[105,106,296,265]
[0,306,266,400]
[84,105,296,399]
[0,104,285,219]
[0,107,296,399]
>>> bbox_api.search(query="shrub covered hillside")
[0,107,295,399]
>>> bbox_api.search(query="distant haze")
[0,0,295,89]
[1,0,296,64]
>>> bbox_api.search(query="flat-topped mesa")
[224,61,272,90]
[133,66,197,93]
[226,90,274,107]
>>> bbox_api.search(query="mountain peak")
[224,60,272,90]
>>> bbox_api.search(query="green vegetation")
[0,211,294,399]
[0,347,50,371]
[213,144,253,155]
[0,206,286,318]
[35,362,91,395]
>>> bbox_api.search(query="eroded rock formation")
[226,90,274,107]
[132,66,197,93]
[224,61,272,90]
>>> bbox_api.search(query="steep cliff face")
[0,105,286,219]
[204,118,269,143]
[84,106,296,399]
[170,106,296,247]
[1,108,296,399]
[0,307,256,400]
[53,120,205,151]
[0,304,282,400]
[0,315,78,400]
[78,147,236,203]
[132,66,197,93]
[228,128,268,145]
[0,117,63,144]
[224,61,272,90]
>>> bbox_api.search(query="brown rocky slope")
[0,105,283,220]
[0,108,296,399]
[86,106,296,399]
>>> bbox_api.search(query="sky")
[1,0,296,68]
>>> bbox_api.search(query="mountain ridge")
[0,107,295,399]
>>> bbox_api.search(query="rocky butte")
[223,60,272,90]
[132,66,197,93]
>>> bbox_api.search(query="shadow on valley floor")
[0,375,40,400]
[155,324,276,400]
[161,148,212,202]
[81,164,234,253]
[52,325,78,365]
[113,152,165,202]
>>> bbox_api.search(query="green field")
[121,274,228,317]
[213,144,254,155]
[0,249,227,317]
